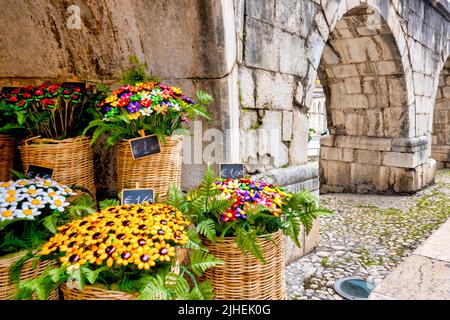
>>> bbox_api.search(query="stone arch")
[318,4,422,193]
[432,56,450,168]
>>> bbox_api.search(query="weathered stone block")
[344,77,362,94]
[320,134,335,147]
[239,67,255,108]
[289,108,309,165]
[350,163,389,192]
[245,18,279,71]
[279,31,308,76]
[320,146,354,162]
[355,149,382,165]
[332,64,359,78]
[320,160,351,187]
[246,0,275,24]
[382,151,420,168]
[282,111,293,141]
[255,70,295,110]
[335,135,392,151]
[345,112,368,136]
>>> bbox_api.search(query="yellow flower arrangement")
[40,203,190,271]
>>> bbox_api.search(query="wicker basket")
[0,251,58,300]
[19,136,96,198]
[202,230,286,300]
[61,283,137,300]
[117,136,183,201]
[61,248,186,300]
[0,135,15,182]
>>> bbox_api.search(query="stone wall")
[432,58,450,168]
[0,0,239,193]
[235,0,449,194]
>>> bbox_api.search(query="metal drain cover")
[334,277,376,300]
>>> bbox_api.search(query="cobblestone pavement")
[286,169,450,300]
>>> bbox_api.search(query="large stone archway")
[318,5,434,194]
[432,57,450,168]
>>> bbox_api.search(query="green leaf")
[235,228,266,264]
[167,184,187,212]
[189,250,224,277]
[283,214,302,248]
[139,275,168,300]
[184,227,208,251]
[196,219,216,243]
[188,280,214,300]
[81,266,108,285]
[66,267,85,290]
[42,215,58,234]
[99,199,120,210]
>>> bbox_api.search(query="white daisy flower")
[0,207,15,221]
[27,185,45,197]
[15,205,38,219]
[27,196,46,209]
[0,192,20,208]
[140,108,154,116]
[49,196,70,212]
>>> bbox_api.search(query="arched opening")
[317,5,413,193]
[432,57,450,169]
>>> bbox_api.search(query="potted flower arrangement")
[0,83,100,198]
[168,166,332,300]
[0,177,94,300]
[17,202,223,300]
[83,57,213,201]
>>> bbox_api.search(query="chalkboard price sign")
[219,163,245,179]
[121,189,154,205]
[26,165,54,179]
[129,135,161,160]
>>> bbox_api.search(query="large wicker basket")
[0,251,58,300]
[117,136,183,201]
[202,230,286,300]
[0,135,15,182]
[19,136,96,198]
[61,283,137,300]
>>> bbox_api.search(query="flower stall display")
[18,202,222,300]
[0,83,99,198]
[84,81,212,201]
[0,178,93,300]
[168,166,332,300]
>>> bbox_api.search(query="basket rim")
[201,229,283,243]
[60,282,138,298]
[19,135,90,146]
[118,135,184,144]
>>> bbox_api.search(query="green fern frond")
[235,228,266,264]
[196,219,216,243]
[189,250,224,277]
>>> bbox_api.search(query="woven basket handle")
[22,135,42,146]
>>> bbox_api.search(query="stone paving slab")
[369,254,450,300]
[414,219,450,263]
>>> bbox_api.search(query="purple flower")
[182,95,194,104]
[127,101,140,113]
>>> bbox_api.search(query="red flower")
[17,100,26,107]
[72,94,79,100]
[42,98,55,107]
[9,96,18,103]
[48,84,60,93]
[35,90,44,96]
[12,88,20,94]
[74,87,81,93]
[23,93,32,99]
[62,89,71,95]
